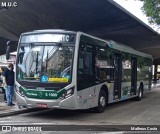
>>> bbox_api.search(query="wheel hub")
[100,96,106,107]
[139,90,142,98]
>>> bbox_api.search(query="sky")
[114,0,159,33]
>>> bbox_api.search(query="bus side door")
[114,54,122,99]
[131,57,137,95]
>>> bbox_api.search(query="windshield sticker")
[48,78,68,82]
[41,75,48,82]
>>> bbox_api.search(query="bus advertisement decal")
[19,86,65,99]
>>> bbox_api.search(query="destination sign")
[21,34,75,43]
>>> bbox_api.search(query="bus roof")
[21,29,76,36]
[107,40,153,59]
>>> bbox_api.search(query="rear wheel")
[135,85,143,101]
[94,90,107,113]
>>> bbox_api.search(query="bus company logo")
[38,92,43,97]
[1,2,18,8]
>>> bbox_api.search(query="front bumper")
[16,91,77,110]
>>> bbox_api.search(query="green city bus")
[7,30,152,112]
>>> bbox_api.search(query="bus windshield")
[17,43,74,83]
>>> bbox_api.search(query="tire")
[18,105,27,109]
[18,105,23,109]
[135,85,143,101]
[94,90,107,113]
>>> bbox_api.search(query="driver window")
[77,42,95,90]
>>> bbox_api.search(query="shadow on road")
[22,95,149,120]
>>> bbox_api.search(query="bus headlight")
[19,89,25,97]
[65,87,74,98]
[15,86,20,92]
[16,86,25,97]
[59,87,74,99]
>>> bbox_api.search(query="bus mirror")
[6,44,11,60]
[19,52,24,64]
[6,40,15,60]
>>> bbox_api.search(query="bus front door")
[114,54,122,100]
[131,57,137,95]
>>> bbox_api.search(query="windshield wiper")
[46,50,49,72]
[36,51,39,74]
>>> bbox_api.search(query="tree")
[141,0,160,26]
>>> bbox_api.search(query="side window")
[77,42,95,90]
[109,55,114,81]
[78,47,85,75]
[77,44,94,76]
[96,47,112,81]
[84,51,93,74]
[137,57,152,81]
[122,53,131,82]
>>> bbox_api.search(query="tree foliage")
[141,0,160,25]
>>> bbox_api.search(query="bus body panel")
[77,83,109,110]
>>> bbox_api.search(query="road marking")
[0,121,28,123]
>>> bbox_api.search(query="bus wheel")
[135,85,143,101]
[18,105,27,109]
[94,90,107,113]
[18,105,23,109]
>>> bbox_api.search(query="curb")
[0,108,43,117]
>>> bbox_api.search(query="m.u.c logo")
[1,2,18,8]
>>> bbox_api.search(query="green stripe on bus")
[19,86,65,99]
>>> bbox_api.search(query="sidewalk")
[0,94,33,117]
[0,90,34,117]
[0,101,21,117]
[0,95,45,117]
[0,100,44,117]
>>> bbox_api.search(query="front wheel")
[18,105,27,109]
[94,90,107,113]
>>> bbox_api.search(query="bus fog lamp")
[59,93,65,99]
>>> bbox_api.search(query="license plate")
[37,103,48,108]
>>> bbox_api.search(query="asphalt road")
[0,85,160,133]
